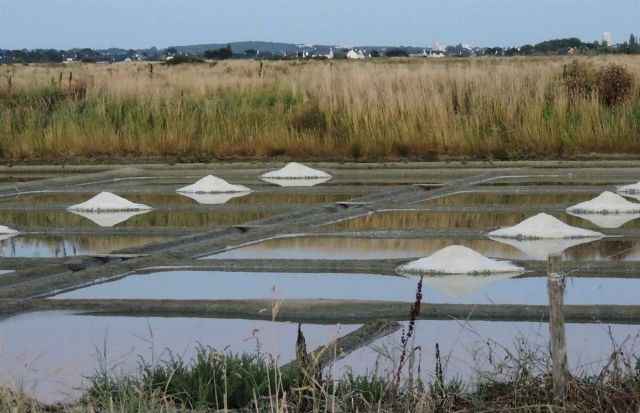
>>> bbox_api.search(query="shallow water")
[0,235,165,257]
[206,236,640,261]
[331,320,640,382]
[0,210,271,228]
[423,191,597,206]
[0,311,358,403]
[0,270,12,275]
[54,270,640,305]
[0,192,356,206]
[328,211,640,231]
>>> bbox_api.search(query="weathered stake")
[548,253,568,407]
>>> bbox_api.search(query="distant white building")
[346,49,366,59]
[432,41,446,53]
[602,32,613,47]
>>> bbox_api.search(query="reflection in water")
[54,271,640,305]
[566,211,640,229]
[68,210,151,227]
[0,210,270,228]
[424,192,595,206]
[329,211,638,231]
[207,236,640,261]
[0,192,354,206]
[0,235,165,257]
[177,192,250,205]
[0,311,356,403]
[0,233,17,242]
[331,320,640,383]
[261,177,332,187]
[488,236,600,261]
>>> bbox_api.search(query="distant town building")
[602,32,613,47]
[346,49,366,59]
[432,42,445,53]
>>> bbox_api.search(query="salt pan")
[68,192,152,212]
[566,191,640,214]
[488,213,603,239]
[397,245,523,274]
[176,175,251,194]
[261,162,331,179]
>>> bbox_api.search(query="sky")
[1,0,639,50]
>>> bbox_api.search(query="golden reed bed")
[1,56,639,161]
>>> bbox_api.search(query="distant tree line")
[2,34,639,64]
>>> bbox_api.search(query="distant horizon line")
[1,34,620,51]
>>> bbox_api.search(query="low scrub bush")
[597,63,634,106]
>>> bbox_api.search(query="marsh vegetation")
[1,57,639,162]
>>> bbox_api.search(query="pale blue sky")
[1,0,638,50]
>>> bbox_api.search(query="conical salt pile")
[176,175,251,194]
[488,213,603,239]
[397,245,523,274]
[261,162,331,179]
[68,192,152,212]
[566,191,640,214]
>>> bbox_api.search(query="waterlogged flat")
[0,210,271,228]
[328,211,640,231]
[206,236,640,261]
[0,311,358,403]
[423,191,597,206]
[331,320,640,382]
[0,235,164,257]
[53,270,640,306]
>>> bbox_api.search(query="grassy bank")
[1,57,640,162]
[7,342,640,412]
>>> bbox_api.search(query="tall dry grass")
[1,56,640,161]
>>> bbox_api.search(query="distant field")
[1,56,639,162]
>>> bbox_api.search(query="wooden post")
[547,253,568,406]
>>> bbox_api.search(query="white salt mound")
[566,191,640,214]
[68,192,152,212]
[617,181,640,194]
[397,245,523,274]
[176,175,251,194]
[0,225,18,234]
[488,213,603,239]
[260,162,331,179]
